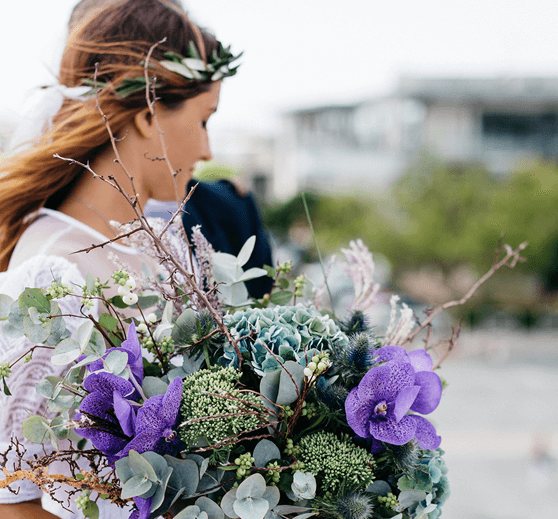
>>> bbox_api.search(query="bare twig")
[401,242,527,345]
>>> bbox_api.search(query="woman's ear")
[133,108,153,139]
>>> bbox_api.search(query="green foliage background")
[262,155,558,319]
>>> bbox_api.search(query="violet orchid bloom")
[375,345,443,415]
[129,496,153,519]
[87,321,144,388]
[116,376,184,459]
[345,355,442,450]
[76,372,137,461]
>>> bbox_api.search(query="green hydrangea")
[295,431,375,495]
[222,304,349,376]
[179,366,263,447]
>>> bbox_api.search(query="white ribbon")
[8,85,91,153]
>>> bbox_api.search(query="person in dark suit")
[182,178,273,298]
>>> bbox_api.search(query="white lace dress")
[0,209,163,518]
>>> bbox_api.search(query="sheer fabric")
[0,210,163,518]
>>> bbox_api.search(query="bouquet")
[0,210,527,519]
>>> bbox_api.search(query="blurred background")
[1,1,558,517]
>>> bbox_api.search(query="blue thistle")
[317,383,349,412]
[340,310,370,334]
[346,333,375,371]
[388,440,421,474]
[336,491,374,519]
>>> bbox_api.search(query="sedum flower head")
[295,431,375,495]
[222,304,348,376]
[179,366,262,446]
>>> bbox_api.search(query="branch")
[402,241,528,345]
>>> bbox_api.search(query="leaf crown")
[82,41,242,99]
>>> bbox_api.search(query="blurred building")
[274,76,558,200]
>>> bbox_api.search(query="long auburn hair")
[0,0,220,271]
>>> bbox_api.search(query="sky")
[2,0,558,135]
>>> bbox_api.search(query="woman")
[0,0,237,516]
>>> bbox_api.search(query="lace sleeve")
[0,255,97,503]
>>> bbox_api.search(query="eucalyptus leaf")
[105,350,129,375]
[23,315,52,343]
[142,376,169,398]
[253,439,281,468]
[47,394,75,413]
[236,473,266,500]
[275,361,305,406]
[22,415,50,443]
[235,268,268,284]
[86,273,96,295]
[115,456,134,483]
[173,505,204,519]
[164,456,199,497]
[259,369,281,412]
[262,485,280,510]
[8,300,24,330]
[77,321,95,351]
[233,497,269,519]
[2,322,24,338]
[195,497,224,519]
[366,480,392,495]
[51,338,81,366]
[236,236,256,268]
[0,294,14,320]
[35,378,55,398]
[121,475,153,499]
[220,488,238,518]
[151,467,174,512]
[129,450,158,482]
[27,306,43,325]
[19,287,50,314]
[50,416,70,440]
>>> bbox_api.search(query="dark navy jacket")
[181,179,273,298]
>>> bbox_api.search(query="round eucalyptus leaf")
[253,439,281,468]
[121,475,153,499]
[51,338,81,366]
[105,350,129,374]
[236,473,266,501]
[195,496,224,519]
[22,415,50,444]
[50,416,70,440]
[233,496,269,519]
[164,456,199,497]
[219,488,238,518]
[151,467,174,512]
[128,450,158,482]
[23,314,52,343]
[142,376,168,398]
[0,294,14,320]
[276,361,305,406]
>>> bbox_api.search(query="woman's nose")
[199,133,212,162]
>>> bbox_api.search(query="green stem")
[301,192,336,319]
[203,342,212,368]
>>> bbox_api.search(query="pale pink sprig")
[340,239,381,313]
[384,294,415,346]
[191,225,221,313]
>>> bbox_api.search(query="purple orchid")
[88,321,144,388]
[129,496,153,519]
[116,376,184,459]
[345,346,442,450]
[75,372,136,461]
